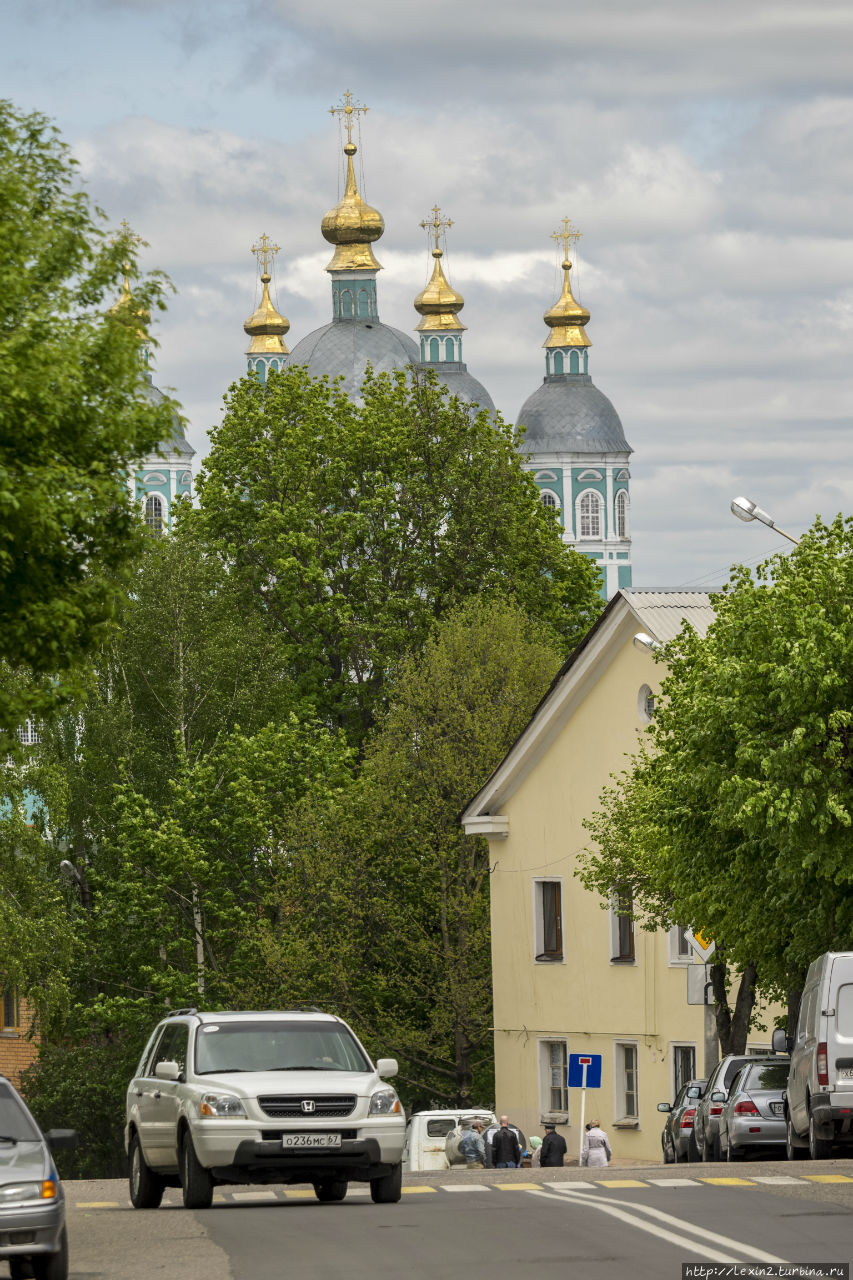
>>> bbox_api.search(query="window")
[610,888,634,962]
[553,351,564,375]
[533,879,563,962]
[540,1040,568,1114]
[569,350,580,374]
[145,493,165,533]
[2,987,20,1032]
[578,490,602,538]
[637,684,655,725]
[16,719,40,746]
[615,1041,639,1122]
[672,1044,696,1095]
[615,489,629,538]
[540,490,559,513]
[669,925,692,964]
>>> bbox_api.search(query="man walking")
[492,1115,521,1168]
[540,1122,568,1167]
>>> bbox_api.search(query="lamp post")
[730,496,800,546]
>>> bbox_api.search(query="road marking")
[440,1184,492,1192]
[76,1201,120,1208]
[344,1187,370,1196]
[646,1179,700,1187]
[698,1177,754,1186]
[282,1190,315,1199]
[802,1174,853,1183]
[494,1182,541,1190]
[400,1186,437,1194]
[532,1186,790,1264]
[751,1176,808,1185]
[233,1189,280,1200]
[596,1179,647,1188]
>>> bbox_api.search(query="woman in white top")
[581,1121,612,1168]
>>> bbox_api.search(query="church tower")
[244,232,289,382]
[413,206,494,410]
[111,224,194,534]
[516,218,631,598]
[288,91,418,396]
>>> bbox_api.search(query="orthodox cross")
[551,216,582,260]
[329,89,368,146]
[251,232,280,278]
[420,204,453,252]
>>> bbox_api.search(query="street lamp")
[730,496,800,546]
[632,632,660,653]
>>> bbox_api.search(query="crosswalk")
[70,1172,853,1210]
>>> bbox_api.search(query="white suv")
[125,1009,405,1209]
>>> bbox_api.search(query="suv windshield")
[194,1020,371,1075]
[0,1082,41,1143]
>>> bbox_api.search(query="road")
[14,1160,853,1280]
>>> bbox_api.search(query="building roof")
[288,320,419,399]
[461,589,712,828]
[516,375,630,455]
[428,364,495,412]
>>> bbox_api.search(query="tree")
[248,598,563,1104]
[194,364,602,748]
[579,514,853,1042]
[0,99,175,744]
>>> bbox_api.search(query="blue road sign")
[568,1053,602,1089]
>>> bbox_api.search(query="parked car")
[774,951,853,1160]
[694,1054,778,1161]
[125,1008,406,1209]
[403,1109,497,1171]
[656,1078,707,1163]
[716,1058,790,1161]
[0,1073,77,1280]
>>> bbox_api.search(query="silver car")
[657,1078,707,1163]
[126,1008,406,1210]
[716,1058,790,1161]
[0,1074,77,1280]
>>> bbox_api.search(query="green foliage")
[195,364,601,747]
[0,100,176,744]
[249,597,563,1105]
[580,514,853,1026]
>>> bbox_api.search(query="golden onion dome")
[321,142,384,271]
[414,247,466,332]
[544,259,591,349]
[109,271,150,342]
[243,272,290,354]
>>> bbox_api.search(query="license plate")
[838,1068,853,1081]
[770,1102,784,1115]
[282,1133,342,1149]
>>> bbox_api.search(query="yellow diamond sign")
[684,927,716,961]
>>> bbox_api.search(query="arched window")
[341,290,353,318]
[553,351,564,375]
[145,493,165,533]
[429,337,440,363]
[445,337,455,361]
[540,490,560,514]
[569,350,580,374]
[358,289,370,318]
[578,490,602,539]
[615,489,629,538]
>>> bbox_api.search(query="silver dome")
[289,320,419,399]
[427,363,495,413]
[516,374,630,455]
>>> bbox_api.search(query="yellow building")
[461,590,778,1163]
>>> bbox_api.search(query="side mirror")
[44,1129,78,1151]
[687,1087,702,1098]
[154,1060,180,1082]
[711,1091,726,1103]
[771,1027,791,1054]
[656,1102,672,1113]
[376,1058,398,1078]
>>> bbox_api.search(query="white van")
[402,1109,497,1172]
[773,951,853,1159]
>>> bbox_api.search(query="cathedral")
[242,92,634,597]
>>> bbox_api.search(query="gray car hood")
[0,1139,49,1182]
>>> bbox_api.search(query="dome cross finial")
[551,215,582,263]
[420,204,453,255]
[251,232,281,279]
[329,89,368,148]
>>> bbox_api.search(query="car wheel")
[370,1163,402,1204]
[808,1113,832,1161]
[180,1129,214,1209]
[314,1178,348,1202]
[686,1132,700,1163]
[29,1225,69,1280]
[129,1131,165,1209]
[662,1135,674,1164]
[726,1142,743,1162]
[786,1115,808,1160]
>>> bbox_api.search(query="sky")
[3,0,853,589]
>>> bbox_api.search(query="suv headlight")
[368,1087,402,1116]
[200,1092,247,1118]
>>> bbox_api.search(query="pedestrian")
[457,1120,485,1169]
[539,1122,567,1167]
[529,1135,543,1167]
[491,1115,522,1168]
[581,1119,612,1168]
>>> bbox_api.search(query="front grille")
[258,1094,357,1119]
